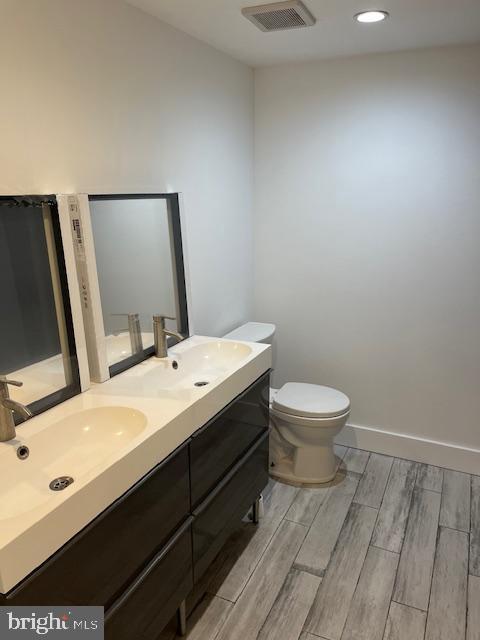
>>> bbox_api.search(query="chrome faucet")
[0,376,33,442]
[112,313,143,354]
[153,315,184,358]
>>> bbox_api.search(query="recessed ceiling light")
[354,10,389,23]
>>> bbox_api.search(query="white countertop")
[0,335,271,594]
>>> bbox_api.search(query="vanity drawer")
[105,518,193,640]
[5,442,190,608]
[192,431,269,583]
[190,371,270,508]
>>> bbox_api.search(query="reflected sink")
[106,331,154,365]
[0,407,147,522]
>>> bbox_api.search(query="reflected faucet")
[112,313,143,354]
[0,376,33,442]
[153,315,184,358]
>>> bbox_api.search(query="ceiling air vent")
[242,1,316,32]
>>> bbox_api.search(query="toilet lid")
[223,322,276,343]
[272,382,350,418]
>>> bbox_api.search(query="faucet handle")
[0,376,23,388]
[153,314,176,321]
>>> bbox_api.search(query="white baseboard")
[336,422,480,476]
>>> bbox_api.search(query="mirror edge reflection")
[0,194,87,422]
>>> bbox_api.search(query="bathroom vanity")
[0,343,271,638]
[0,193,271,636]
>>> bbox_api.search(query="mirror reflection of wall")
[0,198,80,409]
[89,197,178,367]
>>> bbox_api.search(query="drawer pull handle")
[105,516,193,621]
[193,431,269,516]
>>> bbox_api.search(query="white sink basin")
[0,406,147,522]
[172,340,253,386]
[127,340,254,391]
[178,340,252,369]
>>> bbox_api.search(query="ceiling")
[126,0,480,67]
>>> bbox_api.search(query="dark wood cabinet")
[0,371,270,638]
[105,518,193,640]
[192,431,269,582]
[190,371,270,508]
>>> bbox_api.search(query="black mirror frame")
[87,193,189,378]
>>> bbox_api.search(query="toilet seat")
[272,382,350,419]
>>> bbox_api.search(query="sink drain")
[194,381,209,387]
[49,476,74,491]
[16,445,30,460]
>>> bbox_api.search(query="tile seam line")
[335,503,380,640]
[254,519,310,640]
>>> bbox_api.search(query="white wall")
[254,44,480,467]
[0,0,254,337]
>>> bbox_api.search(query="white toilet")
[223,322,350,484]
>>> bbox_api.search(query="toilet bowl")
[223,322,350,485]
[270,383,350,483]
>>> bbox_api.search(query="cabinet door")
[192,432,269,583]
[190,372,270,508]
[105,518,193,640]
[5,443,190,608]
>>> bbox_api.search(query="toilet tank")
[223,322,276,369]
[222,322,276,344]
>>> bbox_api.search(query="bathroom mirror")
[87,193,189,377]
[0,196,81,413]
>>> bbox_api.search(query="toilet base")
[270,455,336,485]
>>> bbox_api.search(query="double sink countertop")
[0,335,271,594]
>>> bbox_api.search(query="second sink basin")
[120,340,254,392]
[177,340,253,370]
[154,340,253,390]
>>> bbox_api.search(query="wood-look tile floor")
[162,446,480,640]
